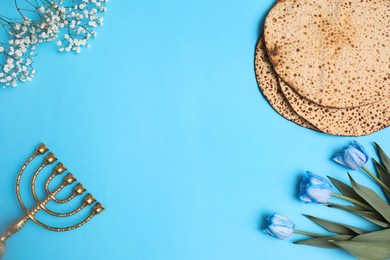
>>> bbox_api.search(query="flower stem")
[331,193,374,211]
[361,166,390,194]
[293,230,327,238]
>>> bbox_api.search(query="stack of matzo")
[254,0,390,136]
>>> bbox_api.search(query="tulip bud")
[333,141,369,170]
[263,213,295,240]
[299,171,333,204]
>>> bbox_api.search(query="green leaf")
[327,202,389,228]
[331,230,390,258]
[294,235,353,249]
[332,240,390,259]
[352,229,390,243]
[373,158,390,200]
[349,174,390,223]
[372,158,390,176]
[374,142,390,172]
[328,176,366,205]
[303,214,367,235]
[327,202,366,211]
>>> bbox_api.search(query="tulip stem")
[361,166,390,194]
[293,230,327,238]
[331,193,374,211]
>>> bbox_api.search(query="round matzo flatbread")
[254,37,318,131]
[264,0,390,108]
[279,80,390,136]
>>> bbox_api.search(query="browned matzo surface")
[254,37,318,131]
[280,80,390,136]
[264,0,390,108]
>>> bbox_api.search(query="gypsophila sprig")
[262,142,390,259]
[0,0,107,88]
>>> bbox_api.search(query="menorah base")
[0,241,4,258]
[0,215,29,259]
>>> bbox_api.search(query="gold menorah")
[0,144,104,258]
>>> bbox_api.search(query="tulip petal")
[333,153,348,167]
[343,150,361,170]
[307,186,332,203]
[309,174,332,189]
[350,149,367,167]
[352,140,369,161]
[268,224,294,240]
[263,228,275,237]
[270,213,295,228]
[299,192,312,203]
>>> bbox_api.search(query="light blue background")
[0,0,389,259]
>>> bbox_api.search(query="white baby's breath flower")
[15,50,22,57]
[0,0,107,88]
